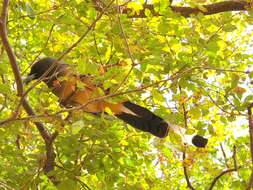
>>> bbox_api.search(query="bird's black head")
[24,57,66,84]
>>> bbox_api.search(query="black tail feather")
[116,101,208,148]
[192,135,208,148]
[115,101,169,138]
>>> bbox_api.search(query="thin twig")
[26,0,114,90]
[11,0,115,119]
[220,143,229,168]
[7,3,63,23]
[58,0,115,61]
[206,91,245,116]
[179,86,188,129]
[209,144,240,190]
[45,65,194,115]
[196,66,248,74]
[75,177,92,190]
[22,24,56,75]
[93,31,103,66]
[180,81,195,189]
[208,168,238,190]
[0,180,14,190]
[16,134,21,149]
[0,113,62,126]
[0,65,195,126]
[0,75,7,113]
[232,145,237,170]
[113,0,136,92]
[183,151,195,190]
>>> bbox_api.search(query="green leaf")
[189,107,202,119]
[223,24,237,32]
[0,1,252,188]
[57,179,77,190]
[208,124,215,135]
[72,120,84,134]
[144,9,152,17]
[169,130,182,145]
[158,19,170,34]
[152,89,165,103]
[249,72,253,78]
[244,95,253,104]
[231,74,239,89]
[0,84,10,94]
[207,41,219,52]
[185,128,195,135]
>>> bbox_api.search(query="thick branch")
[247,103,253,164]
[246,173,253,190]
[0,0,23,95]
[246,103,253,189]
[113,1,250,18]
[171,1,250,17]
[22,100,51,141]
[0,0,52,145]
[0,0,57,184]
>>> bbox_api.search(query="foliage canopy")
[0,0,253,189]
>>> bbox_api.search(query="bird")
[24,57,208,147]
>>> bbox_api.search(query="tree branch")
[102,0,251,18]
[232,145,238,170]
[180,86,194,190]
[21,0,115,101]
[0,0,57,184]
[183,151,195,190]
[113,0,136,93]
[208,145,240,190]
[0,0,23,96]
[220,143,229,168]
[208,168,238,190]
[170,1,250,17]
[0,0,115,184]
[246,103,253,190]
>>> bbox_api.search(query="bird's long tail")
[115,101,208,148]
[115,101,169,138]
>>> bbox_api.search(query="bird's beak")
[23,74,36,84]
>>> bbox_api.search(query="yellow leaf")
[127,2,143,13]
[189,107,202,119]
[198,5,208,13]
[234,86,246,94]
[179,95,188,105]
[104,107,113,115]
[195,0,207,3]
